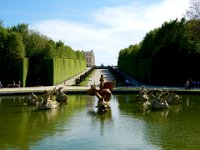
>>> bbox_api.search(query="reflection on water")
[0,94,200,150]
[87,109,112,136]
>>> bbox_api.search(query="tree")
[184,19,200,43]
[0,27,8,57]
[117,18,200,85]
[185,0,200,20]
[10,23,29,34]
[6,32,25,58]
[41,40,56,58]
[25,31,49,58]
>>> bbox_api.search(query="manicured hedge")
[0,58,86,87]
[53,58,86,85]
[118,58,151,84]
[0,58,28,87]
[119,57,198,86]
[26,58,86,86]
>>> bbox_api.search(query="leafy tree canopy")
[0,21,86,60]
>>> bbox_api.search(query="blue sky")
[0,0,190,65]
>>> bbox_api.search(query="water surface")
[0,94,200,150]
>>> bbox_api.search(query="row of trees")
[118,19,200,61]
[0,22,85,60]
[118,0,200,85]
[0,21,87,86]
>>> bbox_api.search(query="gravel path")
[87,69,115,86]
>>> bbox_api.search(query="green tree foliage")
[64,45,76,59]
[5,32,25,58]
[75,50,85,60]
[41,40,56,58]
[136,29,158,58]
[25,30,49,58]
[10,23,29,33]
[119,18,200,60]
[0,26,8,57]
[55,41,76,59]
[118,18,200,85]
[118,44,140,70]
[184,20,200,48]
[0,21,86,60]
[138,19,191,59]
[179,19,200,57]
[0,21,87,87]
[9,23,29,50]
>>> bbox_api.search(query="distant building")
[83,50,95,67]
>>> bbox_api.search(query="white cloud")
[30,0,189,66]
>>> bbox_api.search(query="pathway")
[87,69,115,86]
[56,68,116,86]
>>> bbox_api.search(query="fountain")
[86,74,116,112]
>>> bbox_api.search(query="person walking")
[0,81,3,88]
[125,79,130,88]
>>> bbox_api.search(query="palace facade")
[83,50,95,67]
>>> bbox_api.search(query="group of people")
[185,79,200,89]
[0,80,21,88]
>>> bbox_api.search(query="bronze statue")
[53,87,68,103]
[86,75,116,112]
[23,90,59,110]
